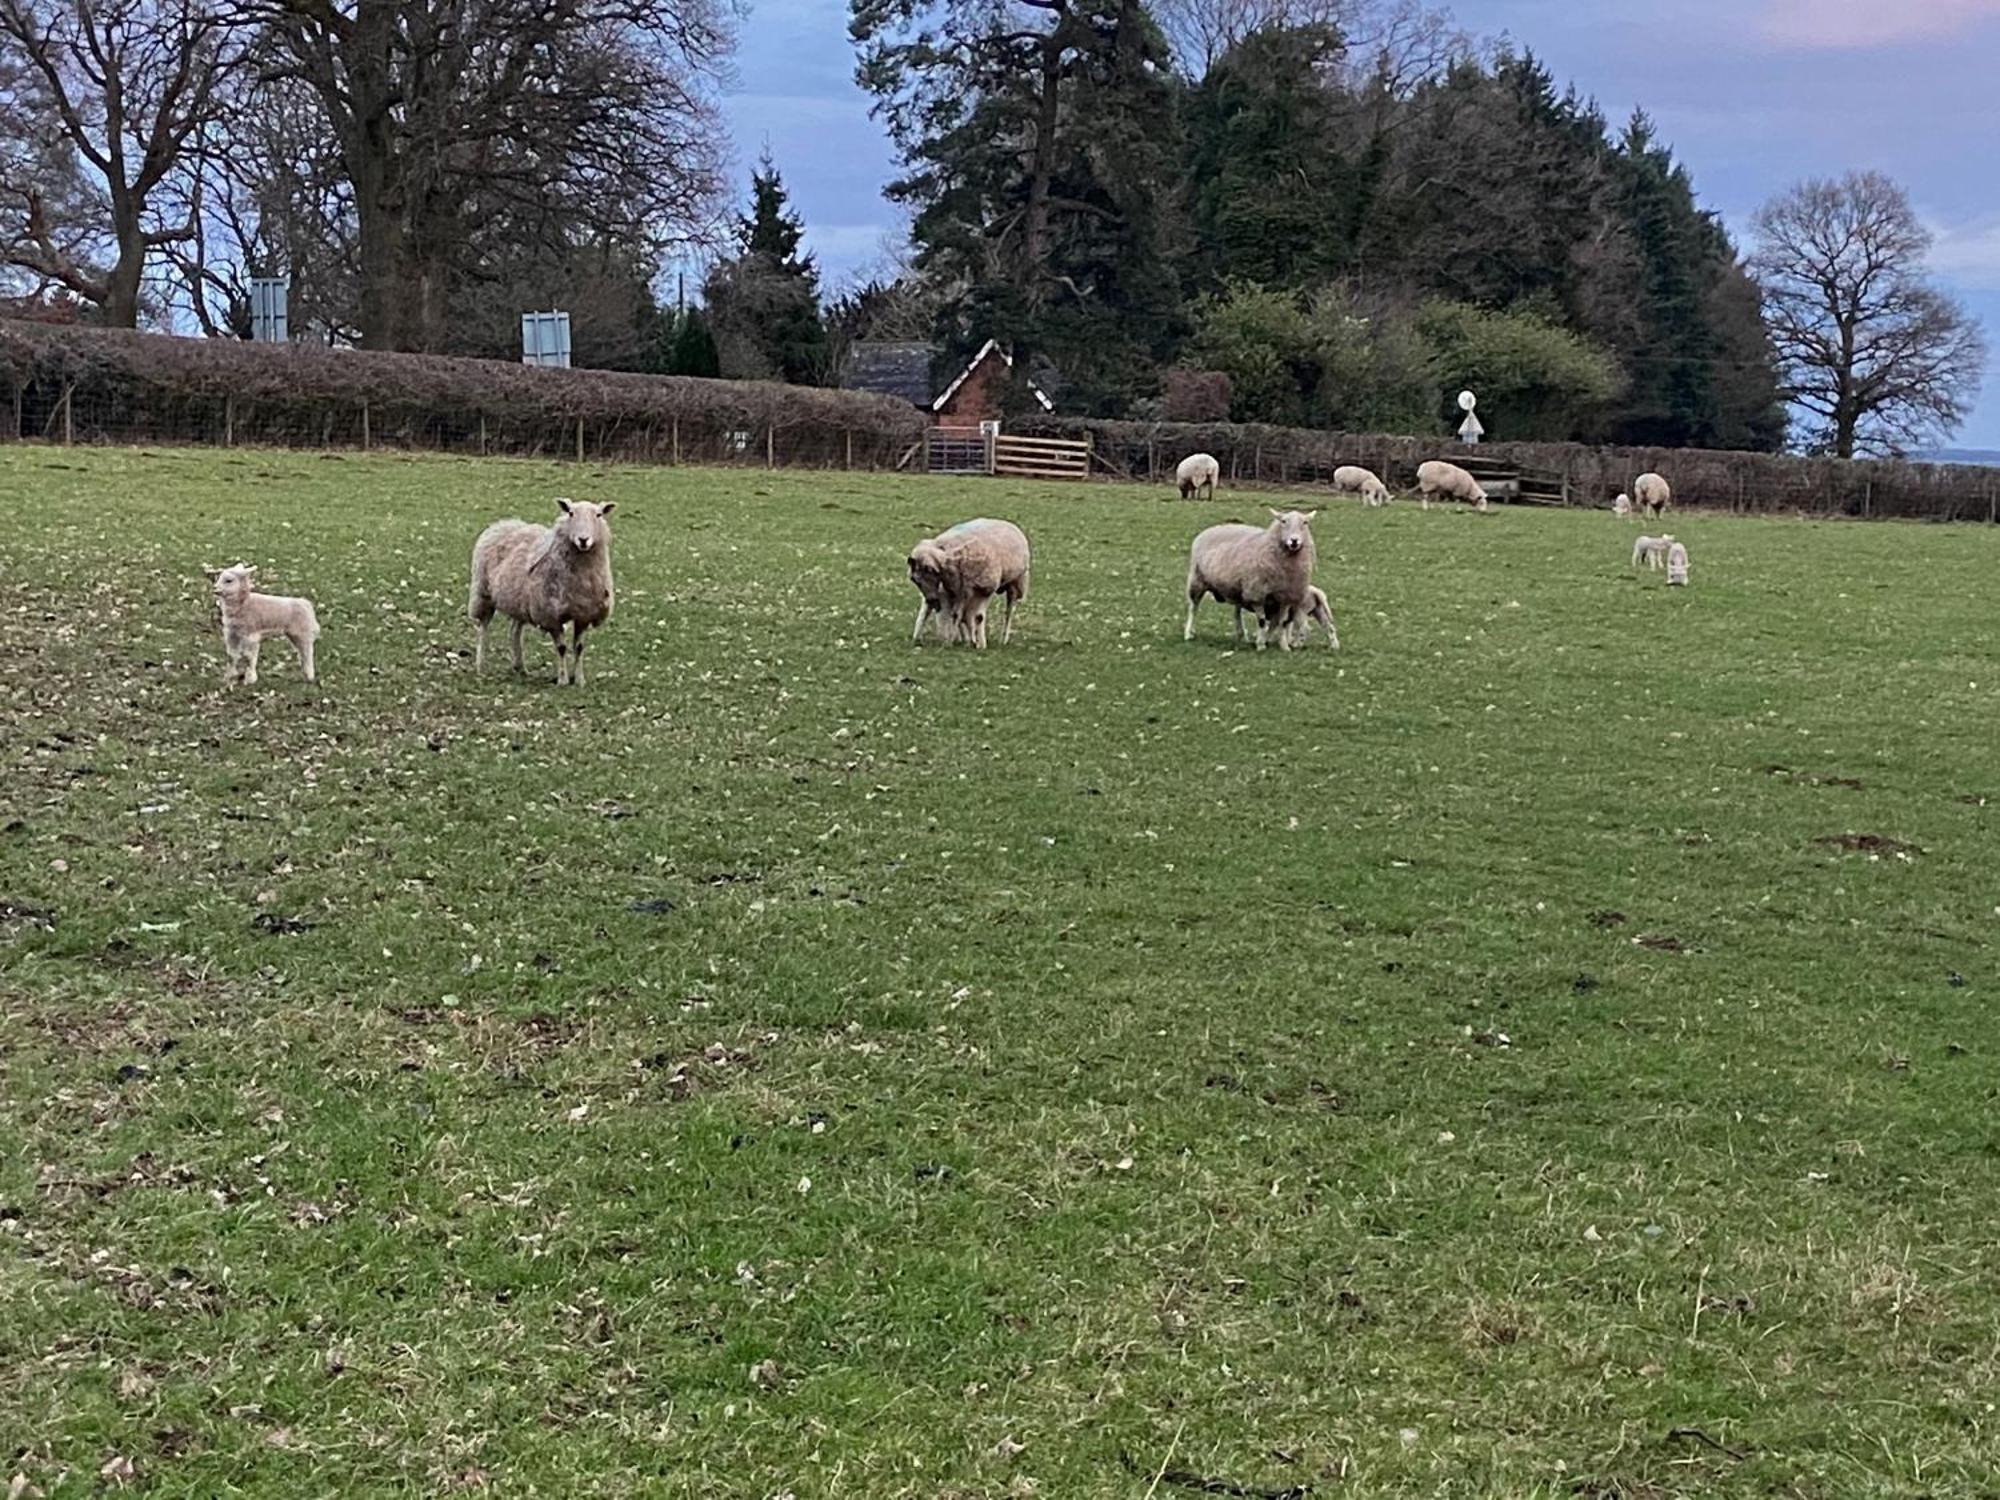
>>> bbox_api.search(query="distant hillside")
[1917,448,2000,467]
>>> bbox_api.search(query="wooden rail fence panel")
[992,433,1089,481]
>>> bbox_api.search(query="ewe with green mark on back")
[468,497,615,687]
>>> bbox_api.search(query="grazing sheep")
[1612,493,1633,519]
[1176,452,1221,502]
[1631,533,1674,570]
[1333,465,1393,507]
[209,564,318,686]
[1282,584,1341,650]
[1635,472,1672,518]
[1666,542,1690,586]
[1416,459,1489,512]
[469,497,616,687]
[1184,509,1317,651]
[907,518,1031,649]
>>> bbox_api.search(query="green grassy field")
[1,446,1996,1497]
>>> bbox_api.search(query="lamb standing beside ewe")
[1666,542,1690,586]
[1333,465,1393,507]
[1184,509,1317,651]
[1635,472,1672,518]
[469,498,615,687]
[1612,493,1633,519]
[1631,534,1674,570]
[1282,584,1341,649]
[210,565,318,685]
[1176,453,1221,502]
[907,518,1031,649]
[1416,460,1489,511]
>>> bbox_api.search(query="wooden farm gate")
[991,432,1090,481]
[923,427,1092,481]
[1459,455,1570,506]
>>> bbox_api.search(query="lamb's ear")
[1302,509,1319,523]
[598,501,616,517]
[1268,508,1283,520]
[556,497,574,515]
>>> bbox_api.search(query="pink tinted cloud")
[1765,0,2000,47]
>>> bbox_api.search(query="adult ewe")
[1184,509,1317,651]
[469,498,616,687]
[1176,453,1221,502]
[209,565,318,685]
[1416,460,1489,512]
[1635,472,1672,519]
[1333,465,1393,507]
[907,518,1031,649]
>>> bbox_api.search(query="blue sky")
[717,0,2000,447]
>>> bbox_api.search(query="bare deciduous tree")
[257,0,739,352]
[1752,171,1987,458]
[1152,0,1465,85]
[0,0,242,325]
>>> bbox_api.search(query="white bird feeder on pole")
[1457,388,1484,444]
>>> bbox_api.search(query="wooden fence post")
[224,394,235,448]
[671,416,680,465]
[60,382,73,446]
[479,414,488,455]
[10,382,20,440]
[576,417,585,462]
[361,400,370,449]
[845,429,853,470]
[766,425,775,469]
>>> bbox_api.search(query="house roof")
[932,338,1055,414]
[840,341,933,407]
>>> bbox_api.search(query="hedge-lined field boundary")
[1019,416,2000,522]
[4,321,1995,521]
[0,321,927,470]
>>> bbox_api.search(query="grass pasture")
[1,446,1997,1497]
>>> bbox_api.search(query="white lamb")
[1184,509,1317,651]
[209,565,318,686]
[1635,472,1672,519]
[469,497,616,687]
[1416,460,1488,512]
[1333,465,1393,507]
[1666,542,1690,586]
[907,518,1031,649]
[1175,452,1221,502]
[1631,533,1674,570]
[1282,584,1340,650]
[1612,493,1633,519]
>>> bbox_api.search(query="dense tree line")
[852,0,1798,447]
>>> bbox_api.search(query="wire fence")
[5,320,1997,522]
[1023,417,2000,523]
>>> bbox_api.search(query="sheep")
[469,497,615,687]
[1183,509,1317,651]
[1282,584,1341,650]
[1333,465,1393,507]
[209,564,318,686]
[1635,472,1672,519]
[1612,493,1633,519]
[1666,542,1690,587]
[1416,459,1489,512]
[1631,533,1674,570]
[907,518,1030,649]
[1176,453,1221,502]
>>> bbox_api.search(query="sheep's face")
[211,565,256,607]
[1267,509,1315,557]
[554,498,615,554]
[908,541,949,609]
